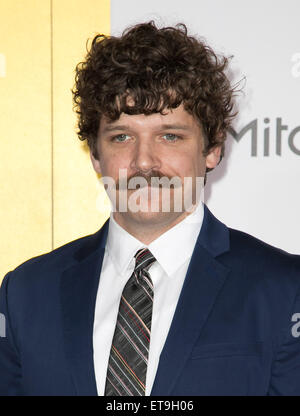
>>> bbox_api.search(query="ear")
[90,149,102,175]
[205,145,222,170]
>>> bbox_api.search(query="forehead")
[99,104,202,133]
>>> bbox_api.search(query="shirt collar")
[106,214,144,276]
[106,202,204,277]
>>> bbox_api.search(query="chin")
[127,208,184,225]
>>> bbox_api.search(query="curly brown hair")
[72,21,237,167]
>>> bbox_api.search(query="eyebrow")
[101,123,192,134]
[159,124,192,131]
[101,125,132,134]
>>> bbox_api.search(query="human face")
[91,104,221,229]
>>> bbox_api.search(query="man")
[1,22,300,396]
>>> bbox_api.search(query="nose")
[130,138,161,173]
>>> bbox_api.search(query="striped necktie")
[104,248,156,396]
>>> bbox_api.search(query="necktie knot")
[134,248,156,273]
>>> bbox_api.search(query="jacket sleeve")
[0,272,23,396]
[268,282,300,396]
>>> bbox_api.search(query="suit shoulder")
[226,227,300,283]
[14,233,94,270]
[3,222,107,286]
[229,227,299,260]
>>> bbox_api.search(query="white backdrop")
[111,0,300,254]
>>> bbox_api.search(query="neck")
[112,210,195,245]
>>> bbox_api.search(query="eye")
[111,134,131,142]
[162,133,181,142]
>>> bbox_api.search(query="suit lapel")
[151,206,231,395]
[60,220,109,396]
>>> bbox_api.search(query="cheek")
[182,147,206,174]
[99,153,131,177]
[164,151,201,177]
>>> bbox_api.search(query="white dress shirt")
[93,202,204,395]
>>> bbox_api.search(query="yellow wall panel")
[0,0,111,282]
[0,0,52,279]
[52,0,110,248]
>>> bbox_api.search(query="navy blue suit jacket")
[1,205,300,396]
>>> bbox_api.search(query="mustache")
[115,171,180,190]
